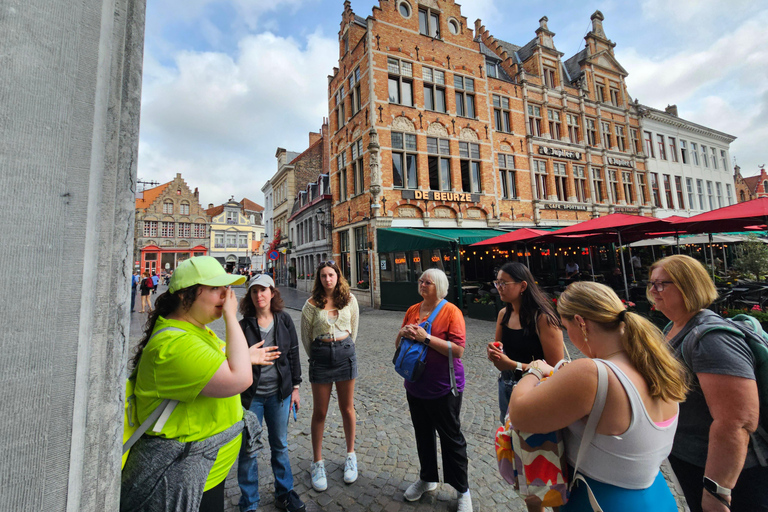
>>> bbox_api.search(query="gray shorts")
[309,337,358,384]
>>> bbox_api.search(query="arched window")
[180,201,190,215]
[763,181,768,193]
[740,190,746,202]
[163,200,174,214]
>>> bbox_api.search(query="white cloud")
[138,29,337,206]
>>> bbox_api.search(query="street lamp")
[316,207,334,231]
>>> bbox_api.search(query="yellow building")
[206,198,264,272]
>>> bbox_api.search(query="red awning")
[546,213,665,237]
[671,197,768,234]
[470,228,549,247]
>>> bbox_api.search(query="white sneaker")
[457,491,473,512]
[343,453,358,484]
[403,479,438,501]
[310,460,327,492]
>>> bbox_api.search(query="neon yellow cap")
[168,256,246,293]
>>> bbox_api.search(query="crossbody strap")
[123,327,184,454]
[421,300,458,396]
[568,359,609,511]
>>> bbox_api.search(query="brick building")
[734,165,768,202]
[134,173,209,274]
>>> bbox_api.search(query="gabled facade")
[735,165,768,202]
[206,198,264,272]
[134,173,209,274]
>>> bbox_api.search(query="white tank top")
[564,359,678,489]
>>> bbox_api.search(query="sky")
[138,0,768,208]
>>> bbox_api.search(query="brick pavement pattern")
[130,285,687,512]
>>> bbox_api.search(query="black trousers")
[406,391,468,493]
[198,480,225,512]
[669,454,768,511]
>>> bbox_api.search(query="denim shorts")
[309,337,358,384]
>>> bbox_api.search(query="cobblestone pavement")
[129,285,687,512]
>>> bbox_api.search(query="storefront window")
[380,253,394,282]
[394,252,409,282]
[412,251,423,279]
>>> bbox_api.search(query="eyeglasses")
[647,280,674,292]
[493,280,518,289]
[418,278,434,286]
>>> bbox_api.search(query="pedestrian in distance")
[152,272,160,294]
[396,268,472,512]
[121,256,279,512]
[486,262,564,431]
[300,260,359,492]
[131,270,139,313]
[237,273,306,512]
[139,270,153,313]
[509,281,688,511]
[649,255,767,512]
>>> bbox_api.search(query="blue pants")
[497,372,516,425]
[237,394,294,512]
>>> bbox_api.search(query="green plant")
[733,235,768,281]
[474,294,495,305]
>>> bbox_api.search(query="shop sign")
[401,190,480,203]
[538,146,582,160]
[607,157,633,168]
[540,202,588,211]
[614,206,640,214]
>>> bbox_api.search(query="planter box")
[467,301,498,321]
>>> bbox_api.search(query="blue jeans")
[497,373,516,425]
[237,394,294,512]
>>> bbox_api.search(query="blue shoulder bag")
[393,299,448,383]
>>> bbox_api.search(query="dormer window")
[226,211,237,224]
[543,66,557,88]
[418,8,439,38]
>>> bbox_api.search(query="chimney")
[176,172,181,179]
[590,11,606,39]
[539,16,549,32]
[208,203,214,209]
[665,104,679,117]
[194,187,199,199]
[309,131,321,146]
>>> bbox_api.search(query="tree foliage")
[733,235,768,280]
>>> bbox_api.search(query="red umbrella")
[470,228,549,247]
[671,197,768,234]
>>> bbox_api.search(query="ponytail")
[130,285,200,370]
[621,311,689,402]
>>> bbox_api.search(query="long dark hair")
[498,262,560,336]
[311,260,351,309]
[239,286,285,317]
[130,285,201,370]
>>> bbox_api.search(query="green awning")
[377,228,508,253]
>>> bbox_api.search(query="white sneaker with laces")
[457,491,473,512]
[403,479,438,501]
[343,452,358,483]
[310,460,327,492]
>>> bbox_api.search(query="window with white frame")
[528,105,542,137]
[352,138,364,196]
[423,67,446,113]
[534,160,548,200]
[163,201,173,214]
[650,173,662,207]
[194,223,206,238]
[593,168,605,203]
[180,202,190,215]
[486,60,499,79]
[616,125,626,152]
[726,183,734,205]
[498,154,516,199]
[630,128,640,154]
[587,118,597,146]
[418,7,439,37]
[680,140,688,164]
[711,147,718,169]
[226,233,236,247]
[338,150,348,200]
[493,94,511,133]
[696,179,705,209]
[548,110,562,139]
[574,165,587,202]
[638,173,648,204]
[554,162,568,201]
[608,169,620,203]
[391,132,417,189]
[691,142,700,165]
[161,221,175,237]
[609,86,621,107]
[388,58,413,107]
[686,178,694,209]
[701,145,709,168]
[707,181,715,209]
[179,222,191,238]
[454,75,475,118]
[143,220,158,237]
[663,174,674,208]
[349,67,362,115]
[214,233,224,248]
[336,85,346,129]
[622,171,635,204]
[226,211,237,224]
[567,114,580,142]
[238,234,248,248]
[668,137,678,162]
[675,176,685,210]
[601,121,612,148]
[427,137,451,191]
[721,150,728,171]
[459,141,481,193]
[657,134,666,160]
[595,80,606,102]
[715,182,723,208]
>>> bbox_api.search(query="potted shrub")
[467,294,498,321]
[357,280,369,289]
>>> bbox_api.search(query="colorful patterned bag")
[495,361,609,510]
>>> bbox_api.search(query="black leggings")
[198,480,225,512]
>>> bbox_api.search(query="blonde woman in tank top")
[508,282,688,512]
[300,260,359,492]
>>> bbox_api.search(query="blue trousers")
[237,394,294,512]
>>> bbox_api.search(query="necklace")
[600,349,626,360]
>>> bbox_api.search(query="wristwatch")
[423,335,431,346]
[703,477,731,497]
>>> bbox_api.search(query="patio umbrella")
[543,214,671,299]
[471,228,549,266]
[671,197,768,234]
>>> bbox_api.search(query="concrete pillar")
[0,0,146,510]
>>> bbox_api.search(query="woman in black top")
[487,262,564,425]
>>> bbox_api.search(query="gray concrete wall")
[0,0,146,510]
